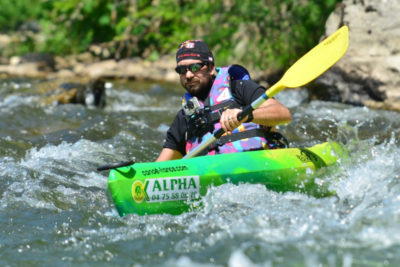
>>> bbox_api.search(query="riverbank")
[0,52,175,82]
[0,51,270,84]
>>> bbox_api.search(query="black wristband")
[245,111,253,123]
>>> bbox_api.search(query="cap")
[176,40,214,63]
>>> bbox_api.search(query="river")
[1,78,400,266]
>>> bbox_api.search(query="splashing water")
[1,79,400,266]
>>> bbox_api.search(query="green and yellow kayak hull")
[107,142,346,216]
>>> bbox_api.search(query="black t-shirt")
[162,79,266,155]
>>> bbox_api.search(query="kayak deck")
[107,142,346,216]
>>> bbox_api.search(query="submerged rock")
[45,78,106,108]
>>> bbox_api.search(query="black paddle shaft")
[96,160,135,171]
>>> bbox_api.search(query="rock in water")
[313,0,400,111]
[45,78,106,108]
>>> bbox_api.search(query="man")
[156,40,291,161]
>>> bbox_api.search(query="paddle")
[184,25,349,159]
[97,160,135,171]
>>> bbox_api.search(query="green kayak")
[107,142,346,216]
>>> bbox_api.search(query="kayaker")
[156,40,292,161]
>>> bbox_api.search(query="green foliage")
[0,0,342,72]
[0,0,46,32]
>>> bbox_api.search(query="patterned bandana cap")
[176,40,214,63]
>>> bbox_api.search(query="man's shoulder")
[230,79,266,105]
[173,109,186,121]
[231,79,263,91]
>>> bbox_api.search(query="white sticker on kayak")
[145,176,200,203]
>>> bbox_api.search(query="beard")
[181,75,214,100]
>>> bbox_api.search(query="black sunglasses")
[175,62,208,74]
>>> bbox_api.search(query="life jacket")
[183,65,287,156]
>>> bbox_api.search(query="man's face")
[176,59,215,97]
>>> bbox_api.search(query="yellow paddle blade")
[266,25,349,98]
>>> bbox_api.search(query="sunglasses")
[175,62,208,74]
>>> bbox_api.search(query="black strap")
[193,129,288,156]
[209,100,240,111]
[214,130,288,148]
[186,99,241,139]
[206,100,241,123]
[214,128,269,146]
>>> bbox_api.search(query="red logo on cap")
[178,53,200,59]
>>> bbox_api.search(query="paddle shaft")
[97,160,135,171]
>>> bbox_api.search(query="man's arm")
[219,98,291,134]
[156,148,183,162]
[156,109,187,161]
[221,79,292,134]
[249,98,292,126]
